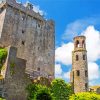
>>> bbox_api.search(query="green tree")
[51,79,72,100]
[26,84,38,100]
[34,85,54,100]
[70,92,100,100]
[26,84,54,100]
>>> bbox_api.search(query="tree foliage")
[0,48,7,63]
[34,85,54,100]
[0,48,7,69]
[26,84,54,100]
[51,79,73,100]
[70,92,100,100]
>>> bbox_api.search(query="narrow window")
[76,55,79,61]
[82,40,85,48]
[76,40,79,47]
[85,83,88,89]
[83,55,85,60]
[85,70,88,77]
[38,24,40,28]
[22,30,25,34]
[38,47,40,50]
[37,67,40,71]
[76,70,80,76]
[22,41,25,45]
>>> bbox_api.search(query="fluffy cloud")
[55,42,74,65]
[33,5,45,16]
[88,62,100,80]
[55,64,62,78]
[24,1,45,16]
[63,16,100,40]
[63,71,70,79]
[56,26,100,64]
[82,26,100,62]
[55,25,100,83]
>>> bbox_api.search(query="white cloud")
[63,71,70,79]
[55,64,63,78]
[82,26,100,62]
[55,42,74,65]
[55,64,62,75]
[24,1,45,16]
[55,25,100,84]
[88,62,100,81]
[63,16,100,40]
[33,5,45,16]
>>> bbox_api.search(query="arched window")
[76,55,79,61]
[37,67,40,71]
[82,40,85,48]
[83,55,85,60]
[76,40,80,47]
[85,70,88,77]
[85,83,88,89]
[76,70,80,76]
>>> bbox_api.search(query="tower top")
[73,35,86,51]
[73,35,86,40]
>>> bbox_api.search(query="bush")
[51,79,72,100]
[34,85,54,100]
[0,48,7,69]
[70,92,100,100]
[26,84,54,100]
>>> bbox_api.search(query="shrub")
[51,79,73,100]
[26,84,54,100]
[70,92,100,100]
[0,48,7,70]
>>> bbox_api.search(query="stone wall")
[1,46,31,100]
[0,0,55,79]
[71,36,89,93]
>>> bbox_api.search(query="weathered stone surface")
[0,0,55,80]
[70,36,89,93]
[0,0,55,99]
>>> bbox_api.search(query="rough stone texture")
[0,46,31,100]
[0,0,55,99]
[70,36,89,93]
[0,0,55,80]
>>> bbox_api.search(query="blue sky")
[17,0,100,86]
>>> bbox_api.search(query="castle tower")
[70,36,88,93]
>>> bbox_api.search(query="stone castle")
[70,36,89,93]
[0,0,55,99]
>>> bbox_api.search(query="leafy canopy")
[26,84,54,100]
[51,78,73,100]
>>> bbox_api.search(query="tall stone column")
[70,36,88,93]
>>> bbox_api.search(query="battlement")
[0,0,44,21]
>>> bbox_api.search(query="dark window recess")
[83,55,86,60]
[85,83,88,89]
[85,70,88,77]
[76,40,79,47]
[0,7,4,13]
[22,30,25,34]
[37,68,40,71]
[38,47,40,50]
[22,41,25,45]
[76,70,80,76]
[38,24,40,28]
[76,55,79,61]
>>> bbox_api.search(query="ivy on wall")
[10,61,15,76]
[0,48,7,71]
